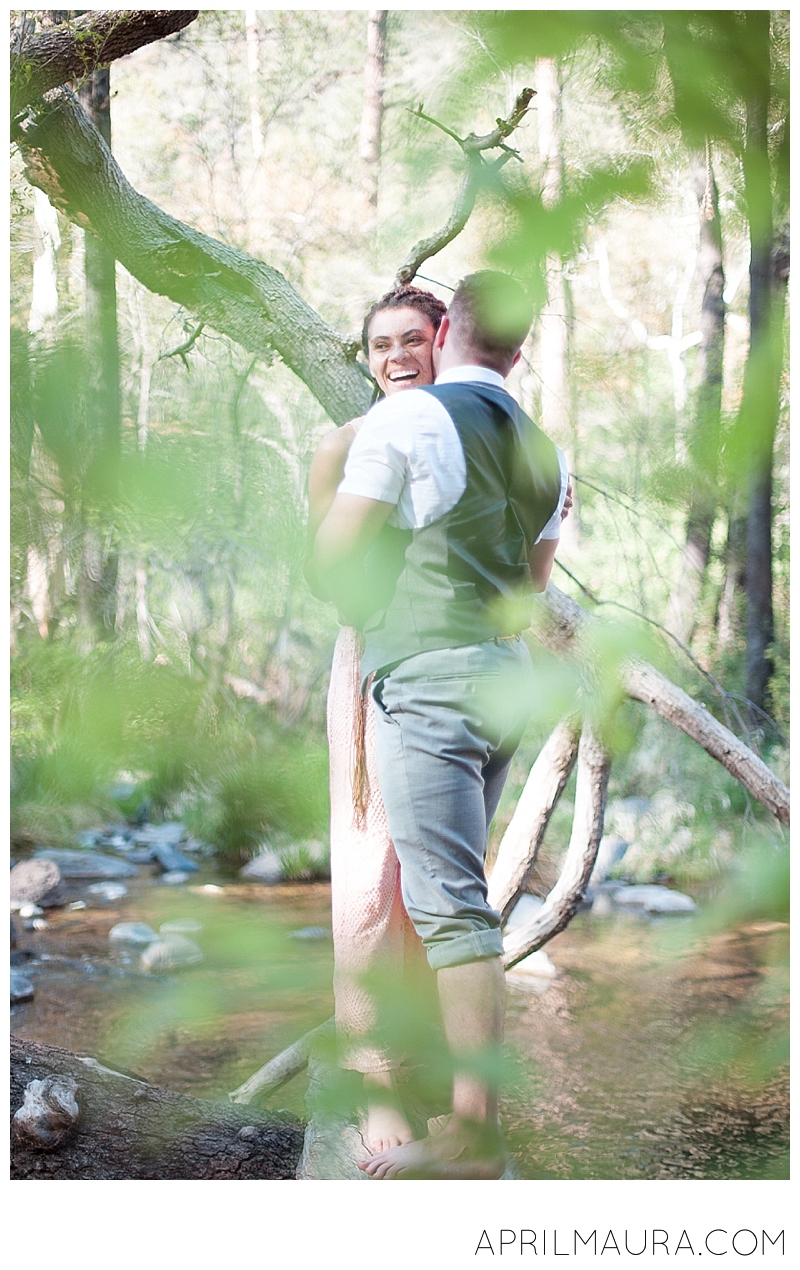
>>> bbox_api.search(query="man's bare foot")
[357,1116,506,1180]
[363,1071,414,1154]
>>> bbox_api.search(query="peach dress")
[327,624,424,1072]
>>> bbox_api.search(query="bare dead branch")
[502,724,611,968]
[156,321,205,367]
[532,585,790,825]
[488,717,581,924]
[395,88,534,286]
[11,10,200,118]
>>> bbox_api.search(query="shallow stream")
[11,865,788,1179]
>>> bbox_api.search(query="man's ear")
[435,316,450,350]
[511,349,522,368]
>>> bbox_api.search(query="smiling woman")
[305,283,447,1154]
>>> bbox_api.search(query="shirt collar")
[434,365,506,390]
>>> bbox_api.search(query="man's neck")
[436,343,510,379]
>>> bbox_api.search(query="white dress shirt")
[339,365,568,541]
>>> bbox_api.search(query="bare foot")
[363,1072,414,1154]
[357,1117,506,1180]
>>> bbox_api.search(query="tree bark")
[10,1036,303,1180]
[11,9,200,117]
[487,717,580,923]
[532,585,789,824]
[740,11,787,717]
[77,65,121,643]
[666,148,725,645]
[358,10,387,210]
[502,724,610,967]
[17,89,372,426]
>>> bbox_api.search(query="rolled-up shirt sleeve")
[338,399,408,506]
[534,446,569,542]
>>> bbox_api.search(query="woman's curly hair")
[361,284,447,358]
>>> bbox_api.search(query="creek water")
[11,866,788,1180]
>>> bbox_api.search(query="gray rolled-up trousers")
[371,636,534,971]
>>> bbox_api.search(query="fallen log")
[11,1036,303,1180]
[534,586,789,825]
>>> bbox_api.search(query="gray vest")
[361,381,561,680]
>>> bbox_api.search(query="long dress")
[327,624,422,1073]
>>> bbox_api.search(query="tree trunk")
[358,10,388,211]
[10,1036,303,1180]
[666,147,725,645]
[740,11,786,718]
[77,65,121,644]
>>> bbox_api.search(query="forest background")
[9,8,789,904]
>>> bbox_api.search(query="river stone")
[610,884,697,915]
[588,834,630,886]
[10,859,66,909]
[109,921,159,947]
[141,934,203,972]
[133,822,186,846]
[160,871,191,885]
[33,849,138,880]
[506,949,557,989]
[11,971,35,1003]
[87,882,128,902]
[239,850,283,884]
[151,843,200,874]
[504,894,545,932]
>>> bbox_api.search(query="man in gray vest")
[315,271,568,1178]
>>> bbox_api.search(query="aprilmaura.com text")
[474,1230,785,1257]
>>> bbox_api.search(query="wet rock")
[610,884,697,915]
[18,902,44,919]
[126,847,157,864]
[160,919,203,935]
[25,918,49,932]
[239,850,283,884]
[33,849,138,880]
[12,1076,80,1149]
[287,926,330,941]
[87,882,128,903]
[133,822,186,847]
[504,894,544,932]
[76,830,102,848]
[151,843,200,874]
[109,921,159,947]
[160,870,191,885]
[11,971,35,1003]
[588,834,630,886]
[10,858,66,909]
[141,934,203,972]
[506,949,557,993]
[67,900,87,910]
[11,914,18,950]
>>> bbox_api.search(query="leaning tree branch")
[10,10,200,119]
[502,723,611,968]
[487,717,580,923]
[16,89,372,427]
[532,585,790,825]
[395,87,534,286]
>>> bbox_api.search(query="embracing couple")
[306,271,569,1179]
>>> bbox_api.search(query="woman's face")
[366,305,438,396]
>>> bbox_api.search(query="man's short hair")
[448,271,534,363]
